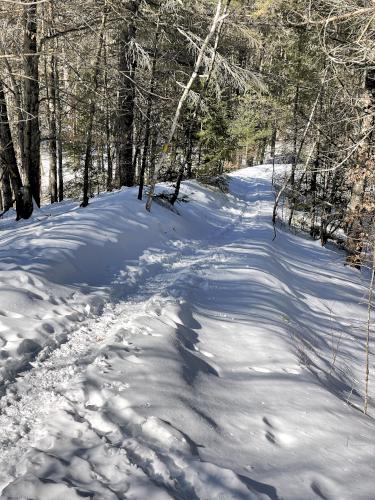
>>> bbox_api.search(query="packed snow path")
[0,166,374,499]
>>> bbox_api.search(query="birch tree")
[146,0,228,212]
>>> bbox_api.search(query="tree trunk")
[116,0,141,188]
[170,161,184,205]
[1,170,12,212]
[270,123,277,185]
[104,35,113,192]
[287,83,300,226]
[309,91,323,238]
[2,55,25,170]
[132,121,143,182]
[0,79,31,219]
[47,55,58,203]
[257,138,267,165]
[346,69,375,268]
[185,121,194,179]
[106,115,113,192]
[148,131,158,183]
[138,22,160,200]
[309,164,318,238]
[81,9,107,207]
[55,59,64,202]
[346,176,365,267]
[23,1,41,208]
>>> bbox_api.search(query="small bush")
[198,174,229,193]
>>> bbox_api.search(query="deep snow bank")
[0,183,228,385]
[0,166,374,499]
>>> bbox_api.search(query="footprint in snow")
[0,323,8,334]
[283,367,301,375]
[310,476,338,500]
[126,354,143,364]
[250,366,271,373]
[262,416,274,428]
[103,380,130,391]
[145,331,162,337]
[249,366,301,375]
[265,430,277,445]
[262,416,296,448]
[0,309,24,319]
[41,322,55,334]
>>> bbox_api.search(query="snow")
[0,165,374,499]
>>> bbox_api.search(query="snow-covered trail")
[1,166,374,499]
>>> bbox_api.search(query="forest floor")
[0,165,374,499]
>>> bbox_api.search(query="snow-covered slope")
[0,166,374,499]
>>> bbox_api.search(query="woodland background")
[1,0,375,268]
